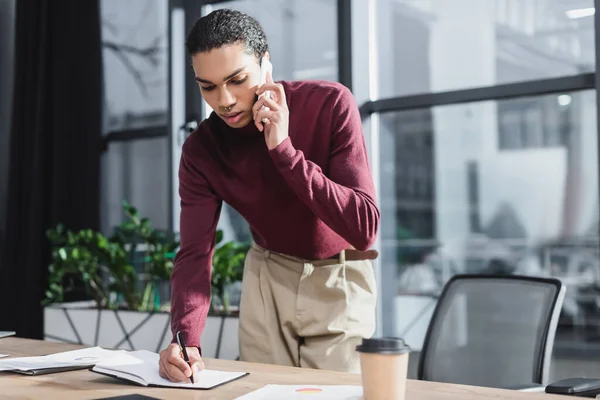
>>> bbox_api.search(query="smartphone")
[259,57,273,120]
[259,56,273,98]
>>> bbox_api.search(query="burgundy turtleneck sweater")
[170,80,379,350]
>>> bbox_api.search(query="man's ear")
[264,51,270,62]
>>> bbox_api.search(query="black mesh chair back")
[417,274,565,389]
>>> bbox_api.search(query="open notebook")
[91,350,248,390]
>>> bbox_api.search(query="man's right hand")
[158,343,204,382]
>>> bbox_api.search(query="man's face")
[191,42,264,128]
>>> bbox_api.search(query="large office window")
[101,0,169,133]
[100,0,170,234]
[376,0,595,98]
[377,89,599,378]
[362,0,600,379]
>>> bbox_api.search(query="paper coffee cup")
[356,337,411,400]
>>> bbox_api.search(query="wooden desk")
[1,338,569,399]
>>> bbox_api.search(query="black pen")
[176,330,194,384]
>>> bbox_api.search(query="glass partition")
[207,0,338,83]
[376,0,595,98]
[100,0,170,234]
[101,137,170,233]
[101,0,169,133]
[377,89,600,371]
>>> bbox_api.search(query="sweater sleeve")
[170,142,222,351]
[268,86,380,251]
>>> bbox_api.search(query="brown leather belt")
[329,248,379,261]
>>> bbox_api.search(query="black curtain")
[0,0,16,254]
[0,1,102,339]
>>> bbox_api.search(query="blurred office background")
[1,0,600,381]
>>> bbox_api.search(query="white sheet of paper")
[0,331,15,339]
[0,354,8,359]
[0,346,130,371]
[94,350,247,389]
[235,385,363,400]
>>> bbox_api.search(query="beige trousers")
[238,243,377,373]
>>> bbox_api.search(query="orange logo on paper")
[295,388,323,394]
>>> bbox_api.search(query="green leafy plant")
[44,200,250,315]
[210,230,250,314]
[44,201,179,311]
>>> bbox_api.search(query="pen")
[176,330,194,384]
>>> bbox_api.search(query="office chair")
[417,274,565,390]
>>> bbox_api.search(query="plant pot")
[43,301,240,359]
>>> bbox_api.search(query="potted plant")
[43,201,249,359]
[44,201,178,312]
[210,229,250,315]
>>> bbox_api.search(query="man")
[158,9,380,382]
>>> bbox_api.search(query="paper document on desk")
[235,385,363,399]
[0,354,8,359]
[0,346,131,375]
[92,350,248,389]
[0,331,15,338]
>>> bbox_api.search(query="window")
[100,0,169,133]
[378,89,600,376]
[376,0,595,97]
[99,0,170,235]
[207,0,338,82]
[101,138,170,234]
[498,94,573,150]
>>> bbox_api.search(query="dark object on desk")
[92,395,161,400]
[13,364,96,375]
[545,378,600,397]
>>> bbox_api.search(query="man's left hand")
[253,76,289,151]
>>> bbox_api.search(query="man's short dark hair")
[186,9,269,60]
